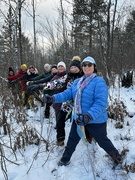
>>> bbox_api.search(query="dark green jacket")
[32,71,51,81]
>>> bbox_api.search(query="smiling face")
[9,71,14,76]
[70,66,80,73]
[44,65,51,72]
[29,67,35,73]
[51,67,58,74]
[21,66,27,72]
[57,65,65,73]
[82,62,94,76]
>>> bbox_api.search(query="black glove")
[10,79,18,84]
[75,113,92,126]
[43,94,54,105]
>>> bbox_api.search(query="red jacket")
[8,69,27,91]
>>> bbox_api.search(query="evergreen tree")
[1,5,14,66]
[126,10,135,42]
[1,5,40,69]
[71,0,107,56]
[124,10,135,69]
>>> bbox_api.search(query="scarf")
[74,73,96,139]
[74,73,96,114]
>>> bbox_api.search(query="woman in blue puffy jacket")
[44,56,122,166]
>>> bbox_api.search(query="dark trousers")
[61,121,119,162]
[26,85,50,116]
[26,84,42,95]
[55,109,67,142]
[25,85,41,104]
[44,104,50,117]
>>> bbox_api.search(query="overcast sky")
[20,0,72,48]
[1,0,135,34]
[0,0,72,34]
[22,0,72,33]
[0,0,134,49]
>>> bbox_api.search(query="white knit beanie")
[57,61,66,70]
[44,63,50,68]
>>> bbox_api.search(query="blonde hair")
[21,64,27,69]
[72,56,81,61]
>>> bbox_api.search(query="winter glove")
[43,94,54,105]
[75,113,92,126]
[26,81,35,86]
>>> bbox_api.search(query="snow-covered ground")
[0,85,135,180]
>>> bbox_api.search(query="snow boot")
[56,140,64,146]
[58,160,70,166]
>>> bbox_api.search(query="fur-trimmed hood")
[27,68,38,75]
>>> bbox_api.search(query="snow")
[0,85,135,180]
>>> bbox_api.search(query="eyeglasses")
[82,62,93,67]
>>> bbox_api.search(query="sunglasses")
[82,62,93,67]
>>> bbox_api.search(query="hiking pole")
[35,97,46,159]
[40,101,46,138]
[79,126,96,180]
[86,143,96,180]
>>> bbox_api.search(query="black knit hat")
[51,64,57,69]
[9,67,13,71]
[8,67,15,75]
[9,67,15,73]
[70,60,81,70]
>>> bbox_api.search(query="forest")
[0,0,135,84]
[0,1,135,180]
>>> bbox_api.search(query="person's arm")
[17,74,27,81]
[34,74,53,84]
[53,85,73,103]
[8,70,22,80]
[31,73,44,81]
[43,86,72,105]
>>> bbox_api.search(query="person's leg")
[44,104,50,118]
[26,84,39,95]
[22,90,31,109]
[24,85,34,106]
[86,122,121,164]
[28,95,34,107]
[55,109,67,145]
[59,121,81,164]
[25,85,43,106]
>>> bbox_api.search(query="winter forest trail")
[0,84,135,180]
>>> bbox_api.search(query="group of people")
[7,56,122,168]
[8,64,39,107]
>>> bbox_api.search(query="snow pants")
[61,121,120,163]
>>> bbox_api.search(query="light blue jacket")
[53,75,108,124]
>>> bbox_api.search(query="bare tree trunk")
[60,0,67,61]
[32,0,37,66]
[18,0,22,64]
[12,0,19,69]
[106,0,111,63]
[88,0,93,53]
[110,0,117,58]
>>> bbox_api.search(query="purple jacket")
[52,71,68,110]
